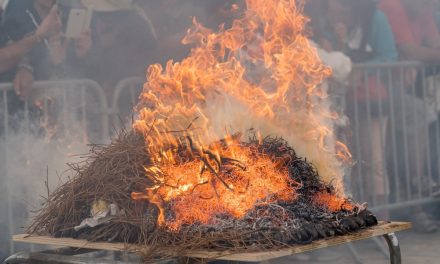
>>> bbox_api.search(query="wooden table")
[6,222,411,264]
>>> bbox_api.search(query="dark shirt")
[0,5,20,122]
[2,0,55,81]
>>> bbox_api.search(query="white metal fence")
[111,77,144,130]
[344,62,440,211]
[1,79,110,142]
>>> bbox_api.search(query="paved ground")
[272,229,440,264]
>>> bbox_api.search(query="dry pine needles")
[29,131,377,261]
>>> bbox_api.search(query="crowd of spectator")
[1,0,440,242]
[0,0,238,99]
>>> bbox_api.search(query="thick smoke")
[0,93,93,257]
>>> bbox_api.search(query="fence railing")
[1,79,110,142]
[111,77,144,130]
[345,62,440,212]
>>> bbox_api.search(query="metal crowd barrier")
[0,79,110,142]
[0,79,109,258]
[111,77,144,132]
[345,62,440,212]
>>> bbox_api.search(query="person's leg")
[356,117,374,204]
[357,118,385,198]
[370,117,389,219]
[406,119,428,196]
[405,110,438,232]
[358,117,389,219]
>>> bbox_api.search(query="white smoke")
[0,89,100,257]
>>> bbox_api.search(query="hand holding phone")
[75,29,92,57]
[64,9,92,39]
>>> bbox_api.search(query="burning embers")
[131,133,299,230]
[130,133,372,238]
[29,0,376,259]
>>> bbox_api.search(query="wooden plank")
[12,234,130,252]
[13,222,411,262]
[188,222,411,261]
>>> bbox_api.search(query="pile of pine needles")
[29,131,377,261]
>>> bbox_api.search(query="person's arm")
[9,5,62,101]
[398,43,440,62]
[0,33,42,73]
[378,1,432,62]
[397,11,440,62]
[421,10,440,50]
[0,5,61,73]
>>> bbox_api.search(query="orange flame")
[132,0,351,230]
[132,138,299,230]
[313,191,354,212]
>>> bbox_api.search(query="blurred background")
[0,0,440,263]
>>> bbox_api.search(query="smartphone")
[64,8,92,38]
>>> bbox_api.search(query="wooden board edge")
[187,222,412,261]
[13,222,411,262]
[12,234,133,252]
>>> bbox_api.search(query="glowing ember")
[132,137,299,230]
[314,192,355,212]
[131,0,351,230]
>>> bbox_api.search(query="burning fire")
[132,135,300,230]
[132,0,351,230]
